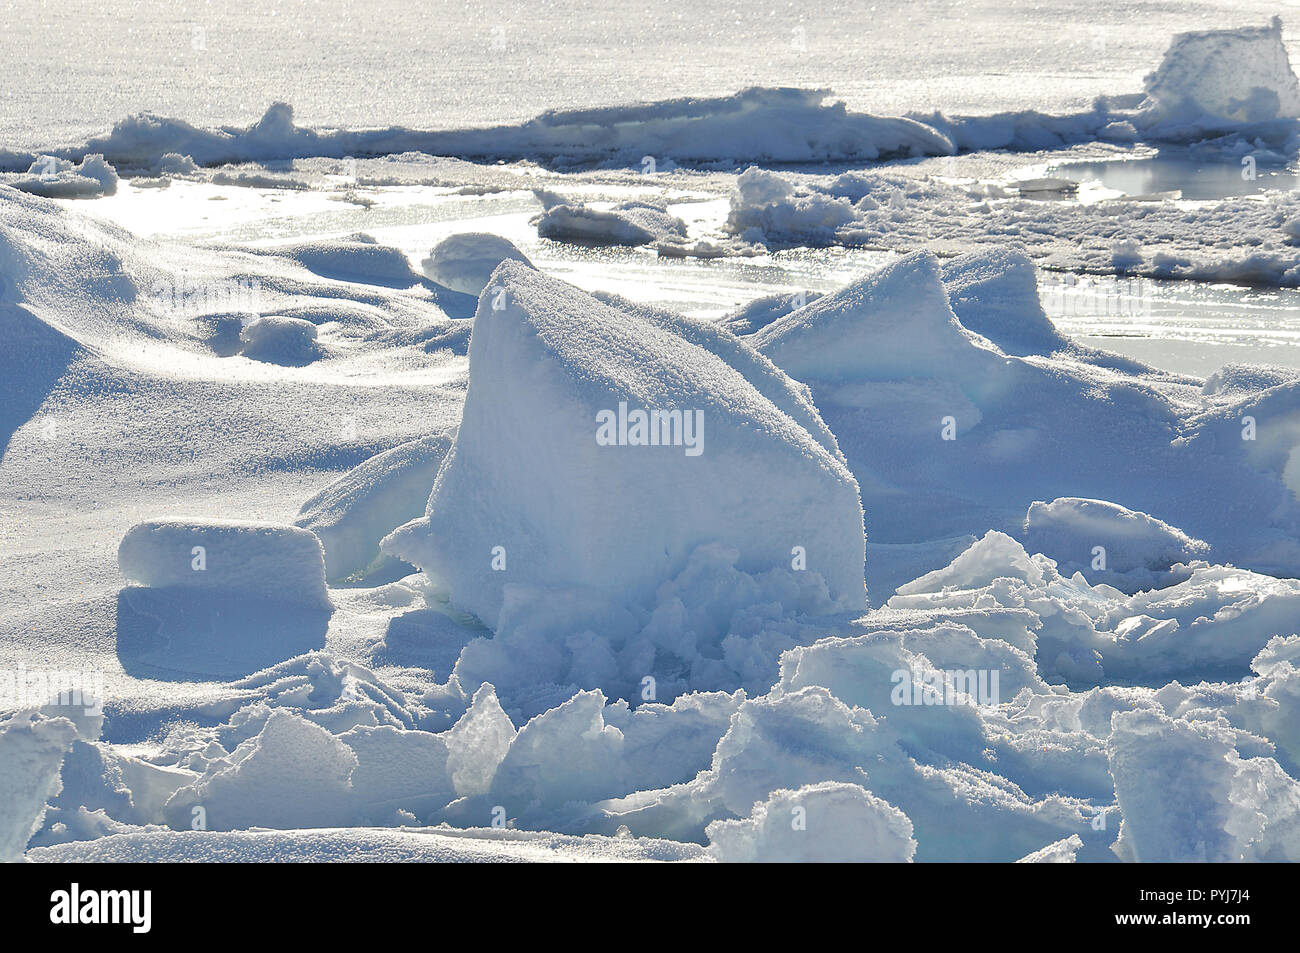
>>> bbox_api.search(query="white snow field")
[6,17,1300,865]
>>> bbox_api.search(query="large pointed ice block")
[383,262,866,626]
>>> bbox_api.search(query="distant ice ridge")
[911,18,1300,151]
[5,21,1299,174]
[0,90,953,175]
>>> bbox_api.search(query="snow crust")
[263,237,422,288]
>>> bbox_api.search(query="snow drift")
[238,315,320,365]
[296,430,458,581]
[940,247,1069,357]
[751,250,1006,389]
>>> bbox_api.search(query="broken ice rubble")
[29,248,1297,864]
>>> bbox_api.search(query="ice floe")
[535,195,688,246]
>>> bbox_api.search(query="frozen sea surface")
[71,177,1300,378]
[1,0,1294,151]
[8,13,1300,865]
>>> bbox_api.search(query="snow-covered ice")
[0,713,81,863]
[705,782,917,863]
[296,430,457,582]
[1021,497,1210,591]
[5,14,1300,867]
[3,154,118,199]
[1139,17,1300,138]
